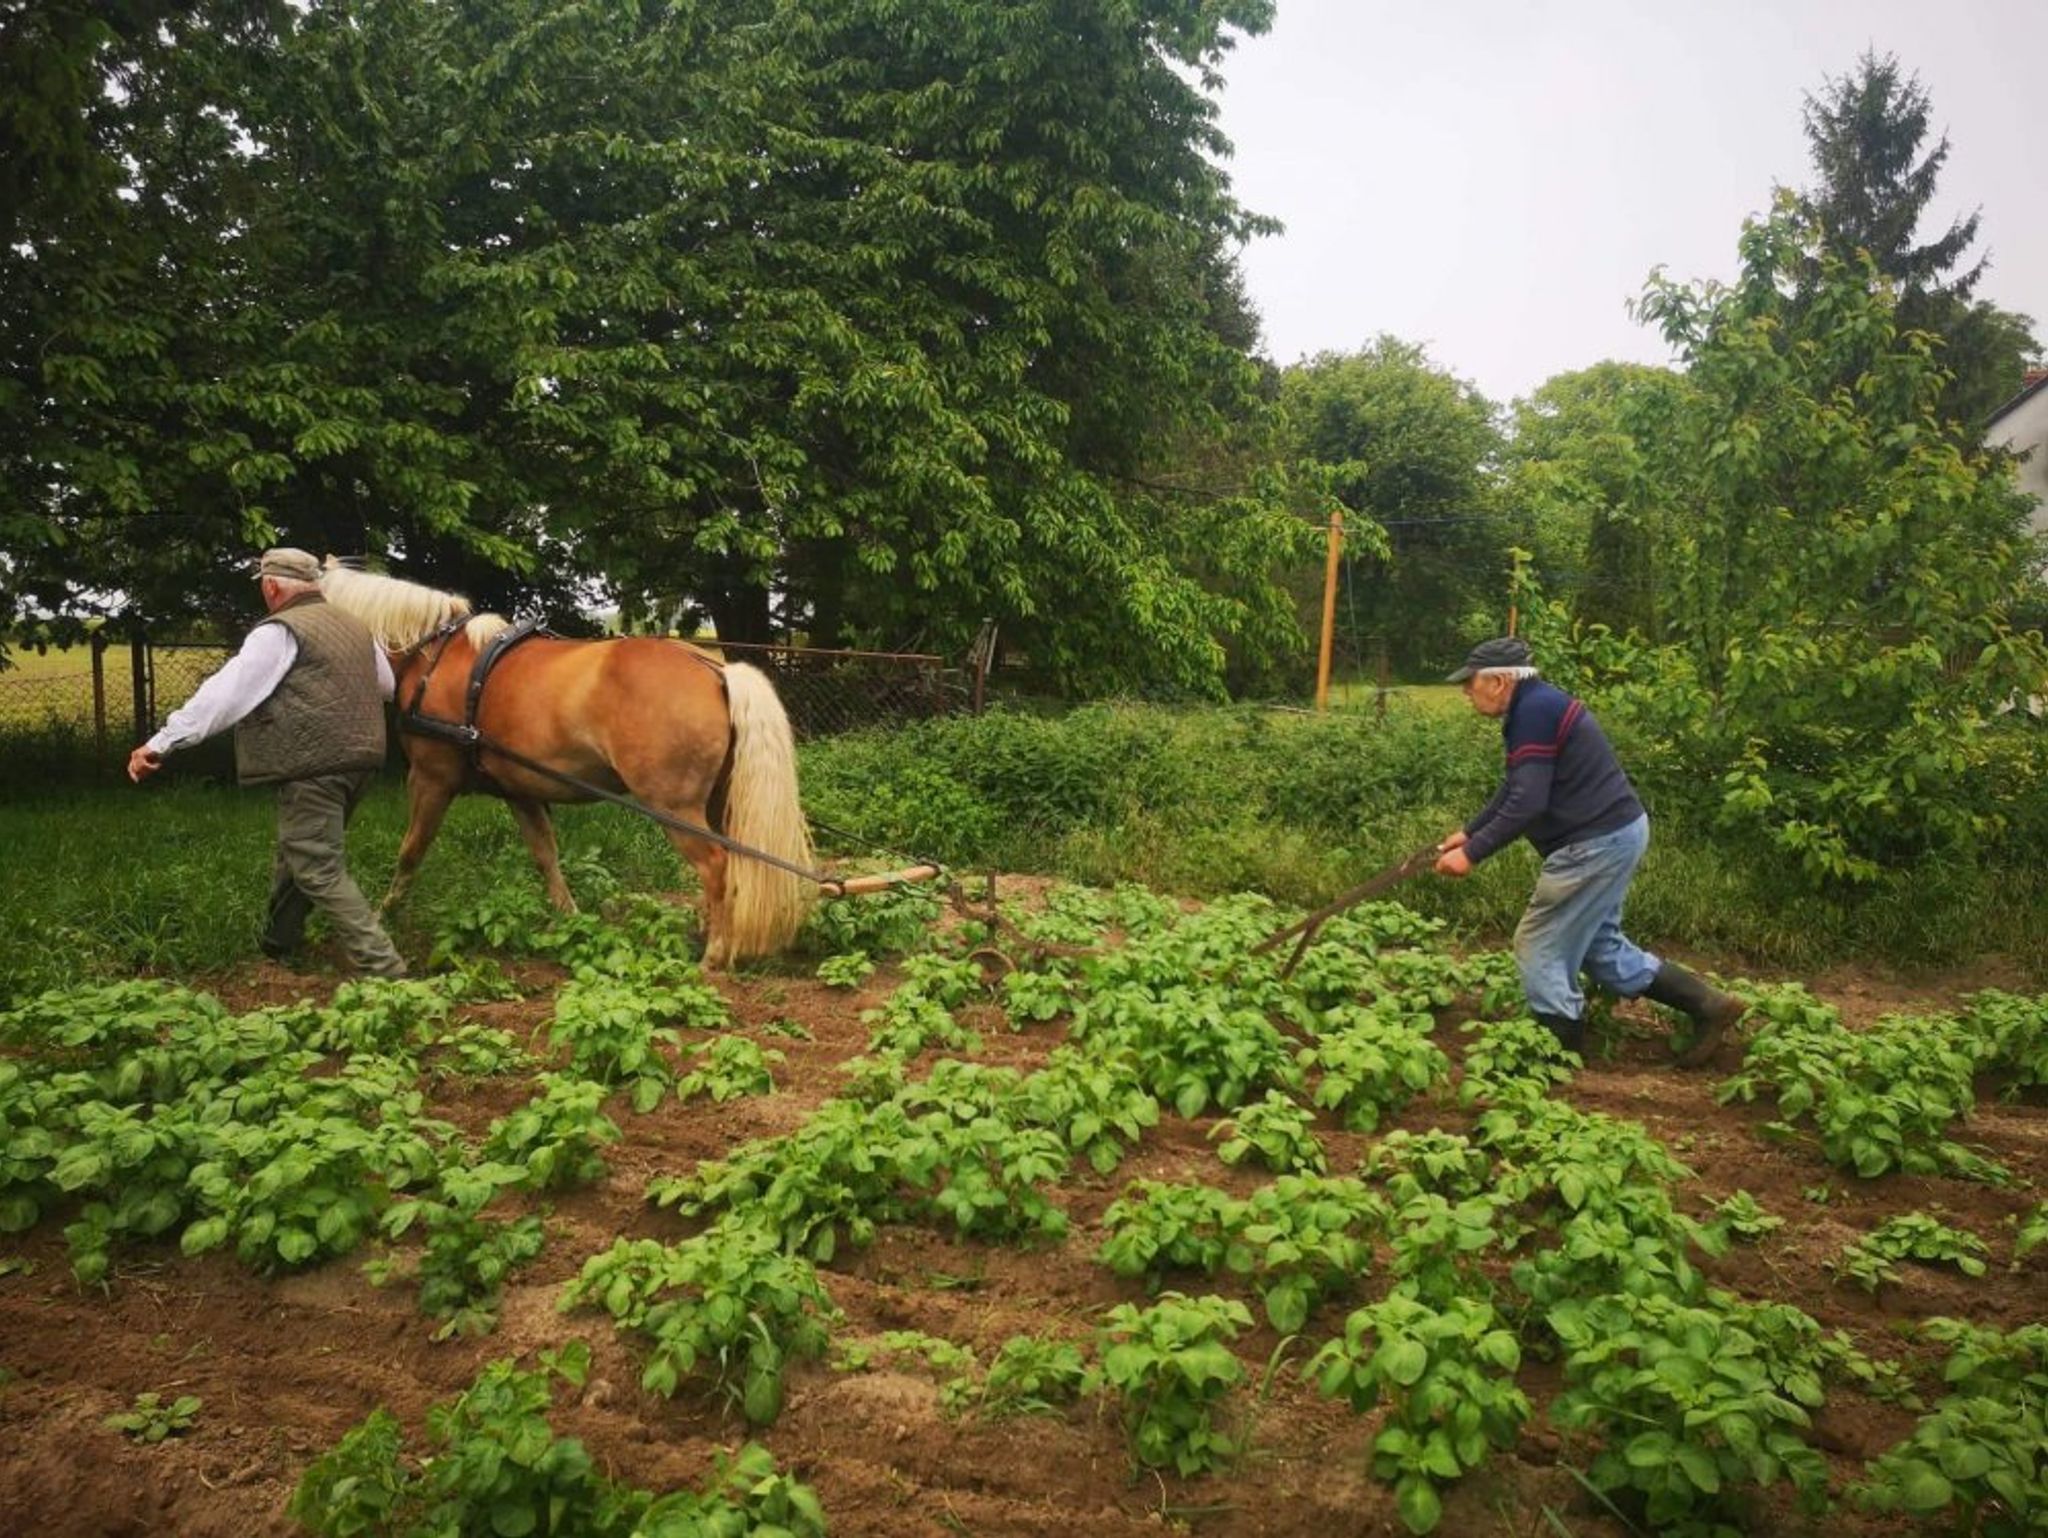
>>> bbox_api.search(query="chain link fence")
[0,638,229,771]
[0,660,101,734]
[1,632,967,785]
[704,640,969,740]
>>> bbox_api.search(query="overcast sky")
[1212,0,2047,407]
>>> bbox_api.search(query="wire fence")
[0,638,229,762]
[695,640,970,740]
[0,604,1457,789]
[0,631,968,782]
[0,663,101,733]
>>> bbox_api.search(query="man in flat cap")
[1433,636,1740,1065]
[127,548,407,978]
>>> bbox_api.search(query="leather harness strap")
[465,618,544,730]
[399,617,551,775]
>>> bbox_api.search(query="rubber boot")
[1643,963,1745,1068]
[1534,1011,1585,1058]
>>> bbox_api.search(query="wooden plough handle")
[817,863,944,899]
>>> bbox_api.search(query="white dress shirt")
[146,624,395,756]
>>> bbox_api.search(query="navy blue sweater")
[1463,679,1644,864]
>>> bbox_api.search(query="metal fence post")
[91,632,108,760]
[969,620,997,714]
[129,632,150,743]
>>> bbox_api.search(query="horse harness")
[400,615,544,766]
[398,618,725,765]
[383,619,842,887]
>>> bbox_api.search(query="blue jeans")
[1512,813,1660,1020]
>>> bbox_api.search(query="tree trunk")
[707,583,774,644]
[801,541,848,648]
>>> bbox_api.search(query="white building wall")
[1988,386,2048,541]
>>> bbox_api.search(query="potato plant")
[375,1160,545,1340]
[1855,1320,2047,1536]
[1830,1213,1991,1295]
[1385,1193,1503,1307]
[290,1344,825,1537]
[562,1221,838,1425]
[675,1035,781,1103]
[1549,1291,1830,1533]
[981,1334,1091,1418]
[1304,1009,1451,1133]
[477,1074,621,1192]
[1309,1294,1529,1535]
[1090,1293,1252,1477]
[1209,1089,1326,1173]
[1716,986,2006,1182]
[103,1391,201,1443]
[1362,1130,1493,1204]
[1099,1176,1386,1332]
[546,979,684,1111]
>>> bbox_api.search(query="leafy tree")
[1527,197,2047,884]
[1502,363,1693,638]
[3,0,1306,697]
[1797,51,2040,431]
[1280,339,1504,676]
[1,1,288,646]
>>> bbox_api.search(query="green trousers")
[261,771,407,978]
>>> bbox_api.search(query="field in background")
[0,645,98,680]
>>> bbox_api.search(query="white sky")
[1213,0,2047,406]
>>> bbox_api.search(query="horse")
[318,561,815,968]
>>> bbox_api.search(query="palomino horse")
[319,562,814,967]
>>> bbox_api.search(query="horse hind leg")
[659,823,730,968]
[383,771,458,915]
[506,797,577,913]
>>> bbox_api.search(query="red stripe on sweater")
[1505,698,1582,765]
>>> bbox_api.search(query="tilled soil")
[1,949,2042,1538]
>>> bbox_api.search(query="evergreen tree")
[1797,51,2039,430]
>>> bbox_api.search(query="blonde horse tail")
[719,662,815,961]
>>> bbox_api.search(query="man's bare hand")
[1438,830,1468,853]
[127,746,163,784]
[1434,847,1472,879]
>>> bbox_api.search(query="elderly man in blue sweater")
[1433,636,1741,1065]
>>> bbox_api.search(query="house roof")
[1988,368,2048,427]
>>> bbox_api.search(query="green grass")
[0,779,684,1002]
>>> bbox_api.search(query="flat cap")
[256,547,322,583]
[1445,635,1532,683]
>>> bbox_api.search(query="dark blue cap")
[1445,636,1531,682]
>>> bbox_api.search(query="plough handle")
[1249,843,1441,960]
[818,863,944,899]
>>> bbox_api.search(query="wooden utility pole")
[1506,548,1526,638]
[1315,510,1344,711]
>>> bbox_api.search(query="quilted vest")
[233,594,387,785]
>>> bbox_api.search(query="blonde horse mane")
[319,559,510,650]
